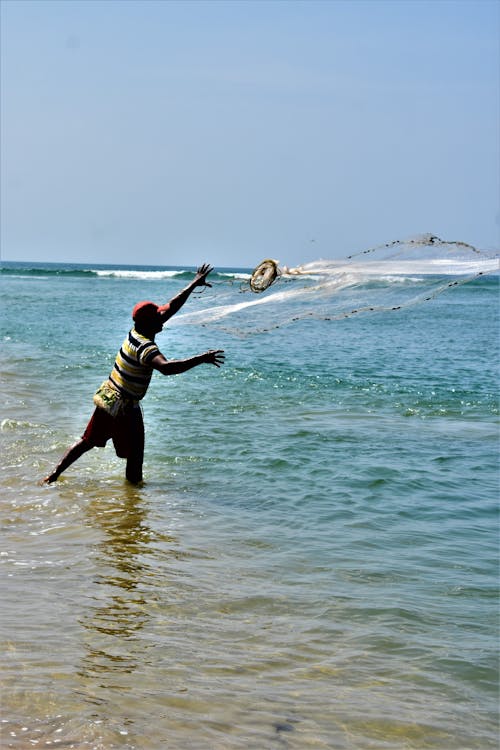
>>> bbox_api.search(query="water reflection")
[78,485,175,691]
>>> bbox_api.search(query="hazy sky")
[1,0,498,268]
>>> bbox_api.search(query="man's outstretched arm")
[159,263,213,323]
[150,350,225,376]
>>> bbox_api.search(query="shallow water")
[0,262,498,748]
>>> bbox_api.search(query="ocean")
[1,245,499,749]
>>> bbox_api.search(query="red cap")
[132,300,170,323]
[132,300,159,322]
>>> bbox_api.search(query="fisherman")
[43,263,224,485]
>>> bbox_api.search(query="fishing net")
[173,234,498,336]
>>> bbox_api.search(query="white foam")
[219,271,252,280]
[93,269,184,280]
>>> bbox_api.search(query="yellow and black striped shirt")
[108,329,160,400]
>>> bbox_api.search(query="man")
[43,263,224,485]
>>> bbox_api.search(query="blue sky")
[1,0,498,267]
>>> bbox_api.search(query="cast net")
[173,234,498,336]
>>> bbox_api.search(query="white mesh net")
[173,235,498,336]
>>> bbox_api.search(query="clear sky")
[1,0,498,268]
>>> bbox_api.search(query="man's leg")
[42,408,111,484]
[114,406,145,485]
[43,439,93,484]
[126,447,144,485]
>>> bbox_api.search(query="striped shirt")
[108,329,161,400]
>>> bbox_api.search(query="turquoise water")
[0,258,498,749]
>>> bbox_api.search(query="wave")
[0,264,251,282]
[92,269,252,281]
[93,269,189,280]
[0,266,99,278]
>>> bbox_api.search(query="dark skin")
[42,264,224,485]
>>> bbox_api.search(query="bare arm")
[150,350,225,376]
[159,263,213,323]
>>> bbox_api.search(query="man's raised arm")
[159,263,213,323]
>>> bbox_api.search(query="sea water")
[0,257,498,749]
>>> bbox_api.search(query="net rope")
[173,235,498,336]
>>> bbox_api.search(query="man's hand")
[202,349,225,367]
[194,263,214,288]
[159,263,214,321]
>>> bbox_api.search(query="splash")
[172,235,498,336]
